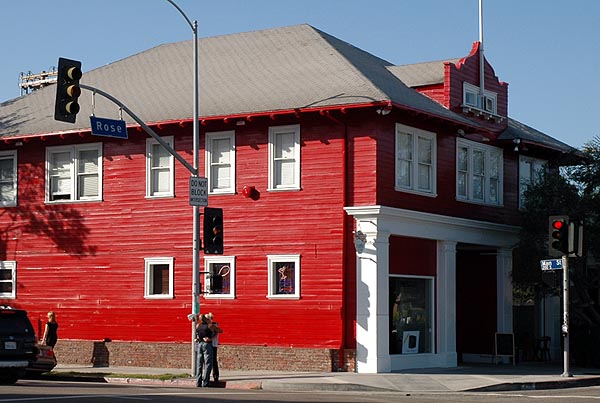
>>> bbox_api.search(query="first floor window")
[395,123,436,195]
[46,143,102,202]
[456,138,503,206]
[390,275,434,355]
[0,261,16,299]
[144,257,174,299]
[267,255,300,299]
[268,125,300,191]
[204,256,235,298]
[146,136,174,197]
[0,151,17,207]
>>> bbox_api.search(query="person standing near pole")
[195,314,214,387]
[207,312,223,383]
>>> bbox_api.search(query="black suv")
[0,306,36,384]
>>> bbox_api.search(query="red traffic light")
[552,220,565,230]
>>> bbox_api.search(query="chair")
[535,336,551,361]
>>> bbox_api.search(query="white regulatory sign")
[189,177,208,206]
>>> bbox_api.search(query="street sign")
[189,176,208,206]
[90,116,128,139]
[540,258,563,271]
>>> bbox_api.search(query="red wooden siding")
[0,113,354,351]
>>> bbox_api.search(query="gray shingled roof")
[499,118,578,153]
[387,59,460,87]
[0,24,479,138]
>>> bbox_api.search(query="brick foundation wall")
[55,340,356,372]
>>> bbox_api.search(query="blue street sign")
[540,258,563,271]
[90,116,128,139]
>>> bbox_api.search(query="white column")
[496,248,513,333]
[355,224,390,373]
[436,241,457,367]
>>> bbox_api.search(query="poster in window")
[276,262,295,294]
[402,331,420,354]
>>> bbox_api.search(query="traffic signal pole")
[561,254,572,377]
[79,83,201,376]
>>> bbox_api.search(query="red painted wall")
[0,113,353,351]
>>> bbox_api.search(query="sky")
[1,0,598,149]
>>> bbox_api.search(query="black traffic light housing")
[203,207,223,254]
[548,215,569,257]
[54,57,82,123]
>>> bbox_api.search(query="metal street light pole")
[165,0,200,376]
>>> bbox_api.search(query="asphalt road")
[1,380,600,402]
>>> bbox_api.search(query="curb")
[467,376,600,392]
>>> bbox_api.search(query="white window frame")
[519,156,547,209]
[463,82,498,115]
[206,131,236,195]
[456,138,503,206]
[268,124,301,191]
[46,143,103,203]
[203,256,235,299]
[0,261,16,299]
[395,123,437,196]
[144,257,174,299]
[146,136,174,198]
[0,150,17,207]
[267,254,300,299]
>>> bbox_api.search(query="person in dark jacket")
[195,314,214,387]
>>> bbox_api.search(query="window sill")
[144,295,174,300]
[204,294,235,299]
[267,187,301,192]
[46,198,103,204]
[395,187,437,198]
[267,295,300,300]
[455,197,504,208]
[145,194,174,199]
[208,190,236,196]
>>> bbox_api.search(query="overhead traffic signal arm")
[54,58,82,123]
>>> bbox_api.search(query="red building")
[0,25,578,372]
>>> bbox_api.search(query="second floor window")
[0,151,17,207]
[268,125,300,191]
[519,156,547,208]
[146,136,174,198]
[395,123,436,195]
[206,131,235,194]
[46,143,102,202]
[456,139,503,206]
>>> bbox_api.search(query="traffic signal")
[548,215,569,257]
[203,207,223,254]
[54,57,82,123]
[568,220,584,257]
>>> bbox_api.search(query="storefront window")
[389,276,434,354]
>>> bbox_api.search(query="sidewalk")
[44,362,600,392]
